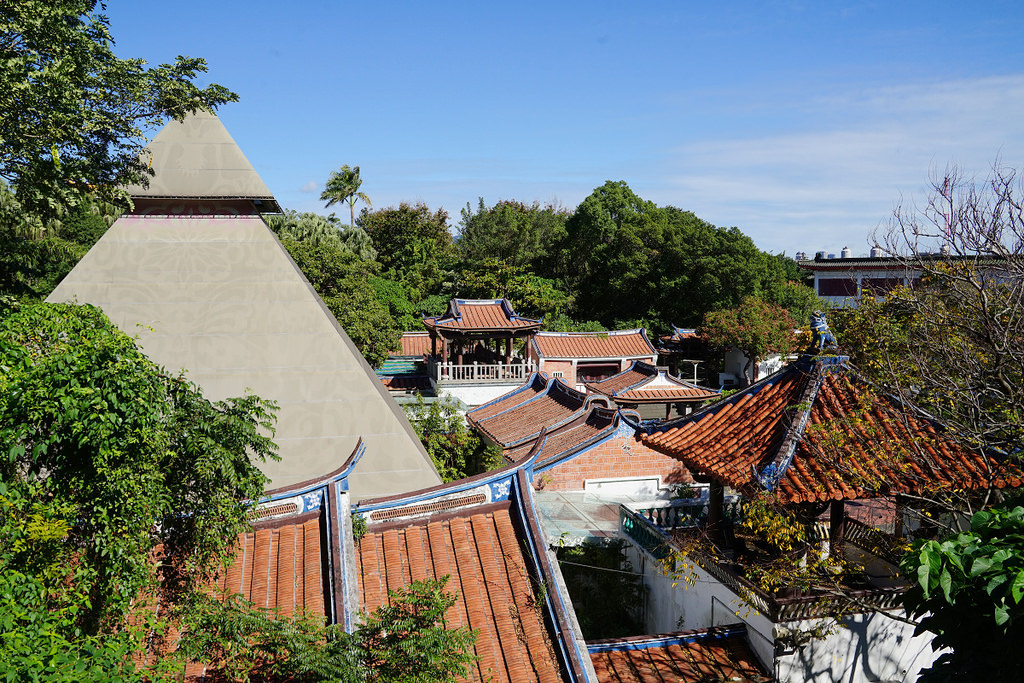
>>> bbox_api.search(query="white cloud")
[655,74,1024,254]
[299,180,318,193]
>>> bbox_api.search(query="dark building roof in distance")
[586,361,719,404]
[588,625,772,683]
[641,357,1022,504]
[531,329,657,360]
[422,299,542,336]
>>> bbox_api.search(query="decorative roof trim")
[586,623,750,653]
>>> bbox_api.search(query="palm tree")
[320,165,371,226]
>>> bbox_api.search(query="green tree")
[0,301,277,676]
[901,505,1024,682]
[178,577,478,682]
[457,198,567,270]
[700,296,797,384]
[358,203,455,302]
[403,395,502,482]
[281,237,401,367]
[266,209,377,260]
[455,258,573,321]
[0,1,237,221]
[321,165,372,227]
[554,182,810,332]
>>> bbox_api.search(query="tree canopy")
[0,301,277,675]
[700,296,798,384]
[0,0,237,221]
[321,165,371,227]
[458,198,567,271]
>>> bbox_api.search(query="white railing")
[428,359,535,384]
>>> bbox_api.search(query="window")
[862,277,904,295]
[551,371,564,378]
[817,277,858,297]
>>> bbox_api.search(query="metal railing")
[632,497,743,530]
[427,359,535,384]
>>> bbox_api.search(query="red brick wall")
[541,360,575,384]
[533,434,693,491]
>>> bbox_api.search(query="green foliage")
[555,540,644,639]
[553,182,813,332]
[369,276,421,331]
[357,576,478,682]
[322,165,372,227]
[403,395,502,482]
[700,296,798,383]
[266,209,377,260]
[358,203,455,301]
[0,301,276,674]
[902,505,1024,681]
[281,237,401,367]
[454,258,573,321]
[458,197,567,271]
[0,0,237,221]
[178,577,477,682]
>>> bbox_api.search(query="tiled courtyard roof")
[396,330,432,357]
[170,514,327,681]
[505,407,619,464]
[586,361,719,404]
[467,375,588,447]
[423,299,542,335]
[641,357,1022,504]
[531,329,657,360]
[588,626,771,682]
[357,503,566,682]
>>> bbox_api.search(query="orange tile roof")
[467,376,587,447]
[505,407,618,464]
[642,358,1023,504]
[587,361,719,404]
[357,504,565,682]
[397,331,432,357]
[163,515,327,681]
[531,330,657,360]
[423,299,542,335]
[588,627,771,682]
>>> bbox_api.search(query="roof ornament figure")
[810,310,837,352]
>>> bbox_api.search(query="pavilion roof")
[641,356,1023,504]
[531,329,657,360]
[422,298,541,336]
[586,361,719,404]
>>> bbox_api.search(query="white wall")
[623,538,940,683]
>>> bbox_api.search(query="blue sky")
[105,1,1024,256]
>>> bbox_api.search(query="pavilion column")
[431,333,437,358]
[505,337,512,364]
[829,500,846,556]
[457,341,464,366]
[666,403,672,420]
[441,337,448,365]
[708,481,724,533]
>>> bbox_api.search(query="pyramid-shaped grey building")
[48,111,440,500]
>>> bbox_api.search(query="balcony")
[426,358,536,385]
